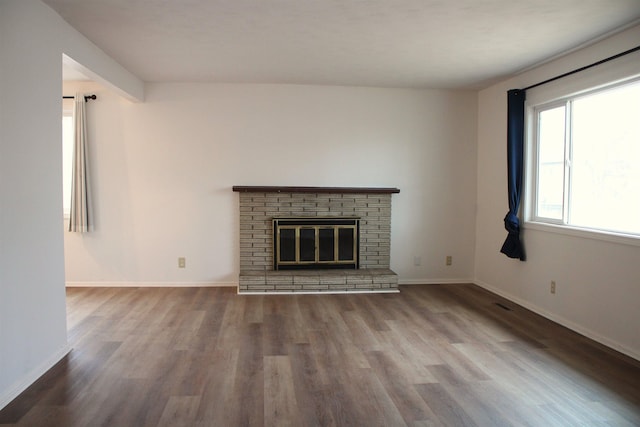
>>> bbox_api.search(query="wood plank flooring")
[1,284,639,426]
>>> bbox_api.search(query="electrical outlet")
[414,256,422,266]
[178,257,186,268]
[550,280,556,294]
[446,256,452,266]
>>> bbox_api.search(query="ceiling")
[49,0,640,89]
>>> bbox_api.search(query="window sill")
[524,221,640,247]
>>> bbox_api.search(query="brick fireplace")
[233,186,399,294]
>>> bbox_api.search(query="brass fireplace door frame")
[273,218,359,270]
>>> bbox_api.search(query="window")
[62,105,73,217]
[530,79,640,237]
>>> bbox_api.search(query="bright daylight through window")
[532,78,640,236]
[62,112,73,217]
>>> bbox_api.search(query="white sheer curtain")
[68,93,93,232]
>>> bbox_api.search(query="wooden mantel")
[232,186,400,194]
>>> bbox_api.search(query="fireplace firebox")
[273,217,359,270]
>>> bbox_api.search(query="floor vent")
[495,302,512,311]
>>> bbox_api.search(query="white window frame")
[530,99,571,226]
[524,72,640,247]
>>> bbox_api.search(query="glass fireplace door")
[274,218,359,270]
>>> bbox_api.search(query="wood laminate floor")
[1,284,639,426]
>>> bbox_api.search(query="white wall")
[0,0,143,410]
[0,1,68,410]
[63,82,478,286]
[474,24,640,360]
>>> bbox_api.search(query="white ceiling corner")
[47,0,640,89]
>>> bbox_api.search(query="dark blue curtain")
[500,89,526,261]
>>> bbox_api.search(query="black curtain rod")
[63,94,97,101]
[523,44,640,91]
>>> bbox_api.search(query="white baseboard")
[65,281,236,288]
[398,278,474,285]
[66,279,475,288]
[473,279,640,362]
[0,343,72,411]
